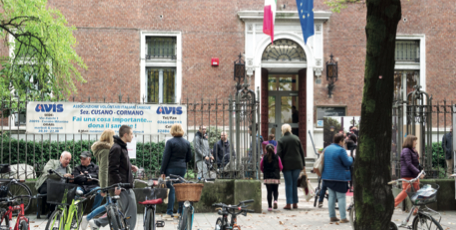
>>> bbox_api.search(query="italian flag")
[263,0,277,44]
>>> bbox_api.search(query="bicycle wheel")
[45,209,64,230]
[390,222,398,230]
[215,217,223,230]
[178,208,188,230]
[412,213,443,230]
[349,202,355,230]
[70,204,84,230]
[144,208,155,230]
[108,206,128,230]
[19,220,28,230]
[1,182,32,212]
[186,208,193,230]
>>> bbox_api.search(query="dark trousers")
[38,182,57,217]
[318,181,328,203]
[265,184,279,208]
[165,167,186,215]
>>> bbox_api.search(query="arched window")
[262,39,306,62]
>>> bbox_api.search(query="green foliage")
[0,0,87,101]
[324,0,365,13]
[323,117,342,147]
[0,134,165,177]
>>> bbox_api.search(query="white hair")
[281,124,292,135]
[61,151,72,158]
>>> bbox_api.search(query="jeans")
[328,188,346,219]
[76,187,103,211]
[165,167,186,215]
[283,169,301,204]
[86,197,111,220]
[319,181,327,203]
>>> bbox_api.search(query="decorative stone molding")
[315,68,322,77]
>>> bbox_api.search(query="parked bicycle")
[387,170,442,230]
[135,179,166,230]
[212,200,255,230]
[45,169,98,230]
[0,164,32,213]
[0,195,31,230]
[84,182,132,230]
[167,174,214,230]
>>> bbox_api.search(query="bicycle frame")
[48,198,84,230]
[1,202,29,230]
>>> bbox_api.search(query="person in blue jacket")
[321,133,353,223]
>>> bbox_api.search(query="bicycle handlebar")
[388,170,426,185]
[48,169,99,182]
[85,183,131,196]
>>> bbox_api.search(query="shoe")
[283,204,291,210]
[268,208,272,211]
[330,217,340,222]
[100,213,107,218]
[163,214,174,220]
[340,219,349,223]
[318,202,323,208]
[173,213,181,218]
[273,201,278,209]
[292,203,298,209]
[88,219,99,230]
[80,216,89,230]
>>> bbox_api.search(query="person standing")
[81,129,114,230]
[160,124,193,219]
[394,135,424,210]
[90,125,138,230]
[261,144,283,211]
[213,132,235,168]
[442,128,454,178]
[277,124,305,210]
[194,126,213,178]
[322,133,353,223]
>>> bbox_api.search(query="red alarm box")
[211,57,219,66]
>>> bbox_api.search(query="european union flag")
[296,0,314,44]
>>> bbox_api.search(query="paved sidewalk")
[27,184,456,229]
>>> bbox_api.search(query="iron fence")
[0,89,261,180]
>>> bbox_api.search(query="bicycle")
[387,170,443,230]
[135,179,166,230]
[45,169,98,230]
[212,200,255,230]
[84,182,132,230]
[0,195,31,230]
[0,164,32,213]
[167,174,214,230]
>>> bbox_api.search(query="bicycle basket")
[46,180,78,206]
[0,164,10,174]
[407,183,439,205]
[136,188,169,202]
[174,183,204,202]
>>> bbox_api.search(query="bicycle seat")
[139,198,163,205]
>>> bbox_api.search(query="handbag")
[297,169,308,189]
[313,150,325,177]
[156,179,170,204]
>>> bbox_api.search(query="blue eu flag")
[296,0,314,44]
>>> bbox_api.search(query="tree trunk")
[354,0,402,229]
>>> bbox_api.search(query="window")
[395,40,420,63]
[141,33,181,103]
[394,70,419,102]
[316,107,346,127]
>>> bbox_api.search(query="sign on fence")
[26,102,187,134]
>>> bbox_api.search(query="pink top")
[260,155,283,172]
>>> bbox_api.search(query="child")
[262,133,277,153]
[260,144,283,211]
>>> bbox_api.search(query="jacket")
[73,162,99,192]
[277,132,305,171]
[321,143,353,182]
[160,136,193,174]
[193,131,211,162]
[213,140,235,166]
[261,154,283,180]
[35,159,72,190]
[109,136,133,189]
[91,141,112,189]
[400,147,420,178]
[441,132,453,160]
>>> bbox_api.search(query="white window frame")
[140,31,182,103]
[395,34,426,92]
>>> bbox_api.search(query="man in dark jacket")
[442,128,454,178]
[73,151,103,211]
[213,132,235,168]
[90,125,138,230]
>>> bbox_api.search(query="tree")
[0,0,87,101]
[325,0,402,229]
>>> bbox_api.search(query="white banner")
[26,102,187,135]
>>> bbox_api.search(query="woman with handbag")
[394,135,423,212]
[260,144,283,211]
[159,124,193,219]
[321,133,353,223]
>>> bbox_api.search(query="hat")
[80,151,91,158]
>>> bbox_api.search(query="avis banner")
[26,102,187,135]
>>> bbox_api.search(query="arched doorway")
[260,39,307,153]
